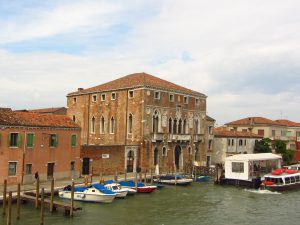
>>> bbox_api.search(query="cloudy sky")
[0,0,299,125]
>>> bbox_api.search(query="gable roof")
[15,107,67,115]
[67,72,205,97]
[225,117,283,126]
[0,108,79,128]
[275,119,300,127]
[214,128,263,138]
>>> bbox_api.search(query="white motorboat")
[58,185,116,203]
[104,183,128,198]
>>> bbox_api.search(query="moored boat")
[58,185,116,203]
[119,181,157,193]
[262,170,300,191]
[195,176,209,182]
[154,175,193,185]
[103,181,128,198]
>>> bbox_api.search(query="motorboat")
[195,176,209,182]
[58,185,116,203]
[119,181,157,193]
[262,169,300,191]
[102,181,128,198]
[154,175,193,185]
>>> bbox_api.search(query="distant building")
[206,116,215,166]
[0,108,80,185]
[15,107,67,115]
[224,117,300,162]
[67,72,211,175]
[212,126,263,164]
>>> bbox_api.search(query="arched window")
[183,119,187,134]
[173,118,177,134]
[239,139,243,146]
[162,146,167,156]
[228,139,231,146]
[128,114,133,134]
[178,119,182,134]
[110,117,115,134]
[152,110,159,133]
[231,139,234,146]
[91,116,95,133]
[188,146,192,155]
[72,115,76,122]
[169,118,172,133]
[100,116,105,134]
[195,119,199,134]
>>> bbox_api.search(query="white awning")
[225,153,282,162]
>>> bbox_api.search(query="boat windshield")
[265,177,283,184]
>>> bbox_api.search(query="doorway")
[127,150,134,173]
[47,163,55,179]
[174,145,182,170]
[82,158,90,175]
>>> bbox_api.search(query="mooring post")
[2,179,7,216]
[124,169,127,181]
[150,169,153,185]
[35,177,40,209]
[139,172,142,183]
[17,183,21,220]
[40,188,45,225]
[6,191,12,225]
[70,181,74,217]
[114,170,118,182]
[194,166,197,181]
[50,178,54,212]
[175,166,177,186]
[144,170,147,185]
[134,172,138,190]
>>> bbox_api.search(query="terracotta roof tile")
[275,119,300,127]
[67,72,205,97]
[214,129,263,138]
[0,108,79,128]
[225,117,283,126]
[27,107,66,114]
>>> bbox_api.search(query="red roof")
[275,119,300,127]
[27,107,66,114]
[225,117,283,126]
[214,128,263,138]
[0,108,79,128]
[67,72,205,96]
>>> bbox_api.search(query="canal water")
[2,182,300,225]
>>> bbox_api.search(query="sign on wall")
[102,154,110,159]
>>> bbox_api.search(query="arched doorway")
[174,145,182,169]
[154,147,159,174]
[127,150,134,172]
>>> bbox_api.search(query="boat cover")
[92,184,115,194]
[119,181,145,187]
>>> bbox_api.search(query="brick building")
[0,108,81,185]
[67,73,212,175]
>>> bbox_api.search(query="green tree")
[274,140,295,165]
[254,138,271,153]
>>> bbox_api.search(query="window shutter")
[27,134,33,147]
[71,135,76,147]
[8,133,11,147]
[55,134,58,147]
[17,133,22,147]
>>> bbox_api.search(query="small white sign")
[102,154,109,159]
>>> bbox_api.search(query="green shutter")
[27,134,33,147]
[17,133,22,147]
[55,134,58,147]
[71,135,76,147]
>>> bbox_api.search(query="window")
[162,146,167,156]
[73,97,77,103]
[231,139,234,146]
[91,116,95,133]
[195,119,199,134]
[9,133,21,147]
[8,162,17,176]
[91,95,96,102]
[188,146,192,155]
[154,91,160,99]
[208,126,213,134]
[72,115,76,122]
[169,94,174,102]
[178,119,182,134]
[232,162,244,173]
[239,139,243,146]
[183,119,187,134]
[70,161,75,171]
[100,116,105,134]
[183,96,188,104]
[128,114,133,134]
[101,94,106,101]
[169,118,172,133]
[228,139,231,146]
[258,129,264,136]
[244,139,247,146]
[272,130,276,137]
[173,119,177,134]
[208,140,213,150]
[110,117,115,134]
[152,110,159,133]
[111,92,116,100]
[49,134,58,147]
[27,133,34,148]
[129,90,134,98]
[290,144,295,150]
[26,164,32,174]
[195,98,200,105]
[281,130,286,137]
[71,134,76,147]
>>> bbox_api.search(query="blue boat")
[195,176,209,182]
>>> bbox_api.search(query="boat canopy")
[119,181,145,187]
[225,153,282,162]
[92,184,115,194]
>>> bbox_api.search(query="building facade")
[67,73,211,175]
[0,108,81,185]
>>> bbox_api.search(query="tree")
[254,138,271,153]
[274,140,294,165]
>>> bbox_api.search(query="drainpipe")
[21,130,27,185]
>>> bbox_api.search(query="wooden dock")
[20,193,82,214]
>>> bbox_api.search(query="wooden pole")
[139,172,142,183]
[134,172,138,190]
[6,192,12,225]
[50,178,54,212]
[114,170,118,182]
[175,166,177,186]
[144,170,147,185]
[17,183,21,220]
[150,169,153,185]
[35,177,40,209]
[124,169,127,181]
[70,181,74,217]
[2,179,7,216]
[194,166,197,181]
[40,188,45,225]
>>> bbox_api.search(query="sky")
[0,0,299,126]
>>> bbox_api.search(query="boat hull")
[155,179,193,186]
[58,191,115,203]
[219,178,262,189]
[263,182,300,191]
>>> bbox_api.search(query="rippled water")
[2,182,300,225]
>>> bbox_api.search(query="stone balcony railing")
[152,133,164,142]
[270,136,288,141]
[194,134,204,142]
[168,134,192,142]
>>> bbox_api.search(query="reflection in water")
[2,182,300,225]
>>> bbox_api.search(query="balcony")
[168,134,191,142]
[194,134,204,142]
[270,136,288,141]
[152,133,164,142]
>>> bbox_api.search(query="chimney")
[78,88,84,91]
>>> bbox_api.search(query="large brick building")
[0,108,81,185]
[67,73,212,175]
